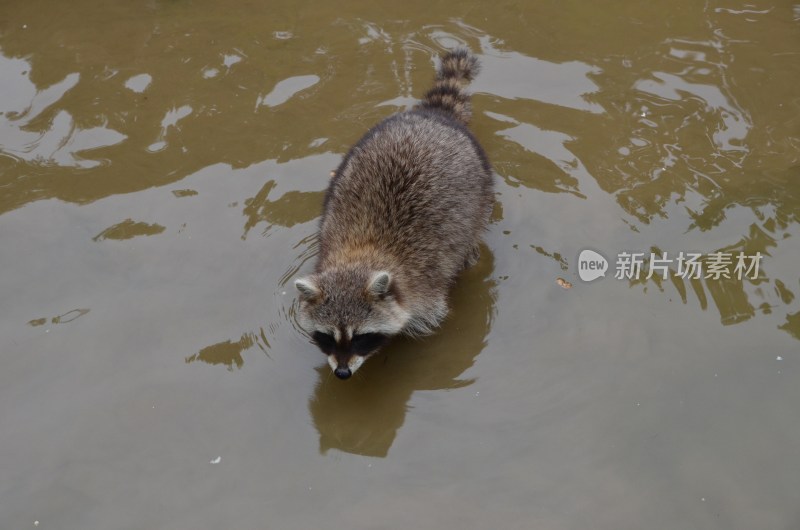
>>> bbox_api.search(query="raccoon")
[295,49,493,380]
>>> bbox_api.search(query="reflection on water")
[597,37,755,223]
[309,248,496,457]
[0,0,785,345]
[472,38,603,114]
[242,180,323,236]
[148,105,193,153]
[258,75,321,108]
[27,308,90,327]
[544,9,799,338]
[123,73,152,93]
[92,219,166,241]
[185,331,270,370]
[780,311,800,340]
[0,0,794,369]
[0,54,126,169]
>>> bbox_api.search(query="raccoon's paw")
[463,244,481,270]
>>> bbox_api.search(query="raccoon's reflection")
[308,246,496,457]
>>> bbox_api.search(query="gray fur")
[418,47,480,125]
[296,49,493,376]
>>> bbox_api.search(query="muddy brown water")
[1,1,799,528]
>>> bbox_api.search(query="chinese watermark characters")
[613,251,762,281]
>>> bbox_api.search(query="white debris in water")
[776,356,783,361]
[701,497,706,502]
[474,391,480,397]
[34,522,39,527]
[210,456,221,464]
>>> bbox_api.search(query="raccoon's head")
[295,266,409,380]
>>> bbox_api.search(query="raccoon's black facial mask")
[312,331,336,353]
[311,331,388,356]
[350,333,388,355]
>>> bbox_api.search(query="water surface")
[1,1,799,529]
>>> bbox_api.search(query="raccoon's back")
[319,110,493,283]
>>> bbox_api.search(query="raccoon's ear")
[368,271,392,297]
[295,277,321,300]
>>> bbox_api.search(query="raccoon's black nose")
[334,367,352,380]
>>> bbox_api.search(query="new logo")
[578,249,608,282]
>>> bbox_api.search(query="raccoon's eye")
[351,333,388,353]
[312,331,336,352]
